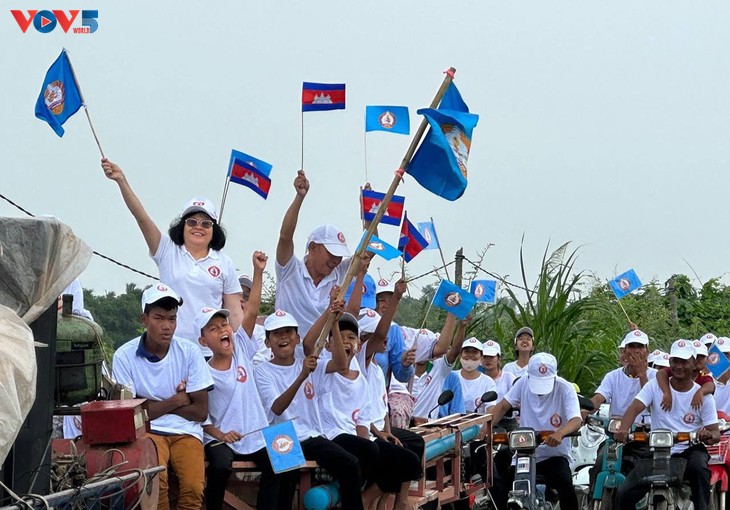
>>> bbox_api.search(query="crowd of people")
[99,159,728,510]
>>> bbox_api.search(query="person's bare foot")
[362,484,382,510]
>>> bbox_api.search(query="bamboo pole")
[312,67,457,355]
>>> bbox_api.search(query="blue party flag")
[398,213,429,263]
[228,149,273,199]
[706,343,730,380]
[470,280,497,304]
[302,82,346,112]
[365,105,410,135]
[261,420,307,474]
[608,269,642,299]
[361,189,405,226]
[416,220,440,250]
[358,232,402,261]
[35,50,83,137]
[406,83,479,201]
[432,280,476,320]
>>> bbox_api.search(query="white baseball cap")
[307,224,350,257]
[194,307,230,334]
[692,340,709,357]
[357,308,381,335]
[461,337,483,352]
[264,310,299,332]
[238,274,253,289]
[620,329,649,348]
[482,340,502,356]
[141,284,182,312]
[699,333,717,347]
[180,197,218,222]
[648,349,664,364]
[670,339,696,360]
[527,352,558,395]
[375,278,396,295]
[718,337,730,354]
[655,352,671,367]
[337,312,360,335]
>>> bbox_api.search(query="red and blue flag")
[361,189,405,226]
[398,213,429,263]
[228,149,273,199]
[302,82,346,112]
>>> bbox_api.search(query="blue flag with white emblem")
[262,420,306,474]
[470,280,497,304]
[433,279,476,320]
[608,269,642,299]
[358,232,402,261]
[365,105,410,135]
[417,221,440,250]
[35,50,83,137]
[406,83,479,201]
[706,343,730,380]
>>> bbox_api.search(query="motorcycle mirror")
[481,391,498,403]
[438,390,455,406]
[578,395,595,411]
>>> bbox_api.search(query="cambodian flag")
[398,213,429,263]
[228,149,272,199]
[302,82,346,112]
[361,189,405,226]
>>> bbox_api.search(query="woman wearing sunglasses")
[101,158,243,356]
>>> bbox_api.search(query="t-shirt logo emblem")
[351,408,361,423]
[550,413,562,428]
[236,365,247,383]
[304,381,314,400]
[683,412,696,424]
[208,266,221,278]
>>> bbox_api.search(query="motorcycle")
[571,405,608,508]
[580,415,624,510]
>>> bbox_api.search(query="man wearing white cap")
[275,170,354,336]
[112,284,212,510]
[502,326,534,379]
[616,339,720,510]
[489,353,582,510]
[656,339,715,412]
[456,338,497,413]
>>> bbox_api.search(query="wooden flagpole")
[312,67,457,356]
[63,48,105,159]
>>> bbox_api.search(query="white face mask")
[461,358,481,372]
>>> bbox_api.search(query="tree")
[84,283,145,351]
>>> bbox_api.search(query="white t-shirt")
[493,371,517,402]
[413,356,454,419]
[596,367,658,423]
[502,360,529,379]
[204,328,267,454]
[389,327,438,396]
[319,367,371,440]
[357,347,388,434]
[636,378,718,454]
[152,235,242,355]
[251,324,272,366]
[112,335,213,442]
[504,376,581,463]
[457,371,497,413]
[255,357,328,441]
[275,254,352,337]
[714,380,730,415]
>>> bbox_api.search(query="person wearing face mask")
[456,338,497,413]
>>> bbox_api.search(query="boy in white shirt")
[616,339,720,510]
[456,337,497,413]
[255,305,368,510]
[112,284,212,510]
[481,340,516,403]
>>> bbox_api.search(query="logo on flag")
[228,149,273,200]
[433,279,476,320]
[608,269,642,299]
[361,189,405,226]
[272,434,294,454]
[358,232,401,261]
[398,213,429,263]
[302,82,346,112]
[416,221,440,250]
[406,83,479,201]
[706,343,730,380]
[35,50,83,137]
[365,105,410,135]
[262,420,307,473]
[470,280,497,304]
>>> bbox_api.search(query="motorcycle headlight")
[509,430,536,450]
[607,419,622,434]
[649,430,674,448]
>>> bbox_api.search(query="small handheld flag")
[365,105,410,135]
[706,343,730,380]
[302,82,346,112]
[261,420,307,474]
[432,280,476,320]
[358,232,402,261]
[361,189,404,226]
[398,213,429,263]
[227,150,273,199]
[406,83,479,201]
[417,221,440,251]
[609,269,642,299]
[35,50,83,137]
[470,280,497,304]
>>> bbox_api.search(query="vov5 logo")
[11,10,98,34]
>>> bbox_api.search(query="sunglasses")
[184,218,214,229]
